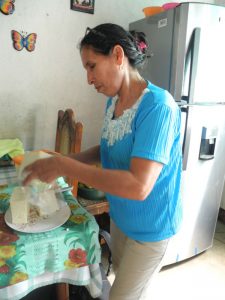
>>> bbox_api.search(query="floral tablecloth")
[0,174,102,300]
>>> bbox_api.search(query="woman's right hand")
[22,156,65,186]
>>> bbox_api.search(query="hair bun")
[137,41,147,53]
[129,30,148,54]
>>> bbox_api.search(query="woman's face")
[80,46,123,97]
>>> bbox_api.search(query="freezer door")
[179,3,225,104]
[129,9,175,91]
[164,104,225,265]
[130,3,225,104]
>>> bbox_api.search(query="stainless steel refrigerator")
[130,2,225,266]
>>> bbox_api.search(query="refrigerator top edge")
[134,2,225,24]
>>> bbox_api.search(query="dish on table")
[78,183,105,200]
[4,199,71,233]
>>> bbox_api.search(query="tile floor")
[106,220,225,300]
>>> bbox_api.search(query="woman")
[24,23,182,300]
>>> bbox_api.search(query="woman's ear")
[112,45,124,67]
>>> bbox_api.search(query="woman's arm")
[43,145,100,165]
[23,155,163,201]
[68,145,100,165]
[63,156,162,200]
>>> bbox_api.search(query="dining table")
[0,166,103,300]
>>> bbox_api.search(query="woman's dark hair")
[79,23,149,68]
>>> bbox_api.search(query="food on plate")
[37,189,60,216]
[10,186,60,225]
[10,187,30,224]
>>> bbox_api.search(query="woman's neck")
[118,69,146,102]
[114,71,147,118]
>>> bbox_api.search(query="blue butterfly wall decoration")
[11,30,37,52]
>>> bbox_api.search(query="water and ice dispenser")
[199,126,218,160]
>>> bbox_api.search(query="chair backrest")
[55,109,83,197]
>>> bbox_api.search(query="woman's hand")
[22,156,65,186]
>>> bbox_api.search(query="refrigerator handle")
[182,107,191,171]
[182,28,201,170]
[188,27,201,104]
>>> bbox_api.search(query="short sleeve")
[131,97,180,165]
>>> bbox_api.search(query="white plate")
[4,200,71,233]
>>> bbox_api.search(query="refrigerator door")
[163,104,225,265]
[181,3,225,104]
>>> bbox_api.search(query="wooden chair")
[55,109,111,299]
[54,109,83,299]
[55,108,83,197]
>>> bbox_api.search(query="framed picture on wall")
[71,0,95,14]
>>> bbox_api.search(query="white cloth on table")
[0,263,102,300]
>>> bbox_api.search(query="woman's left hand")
[22,156,65,186]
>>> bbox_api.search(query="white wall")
[0,0,218,151]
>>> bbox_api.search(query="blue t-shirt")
[100,81,182,242]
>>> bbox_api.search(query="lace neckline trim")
[102,88,149,146]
